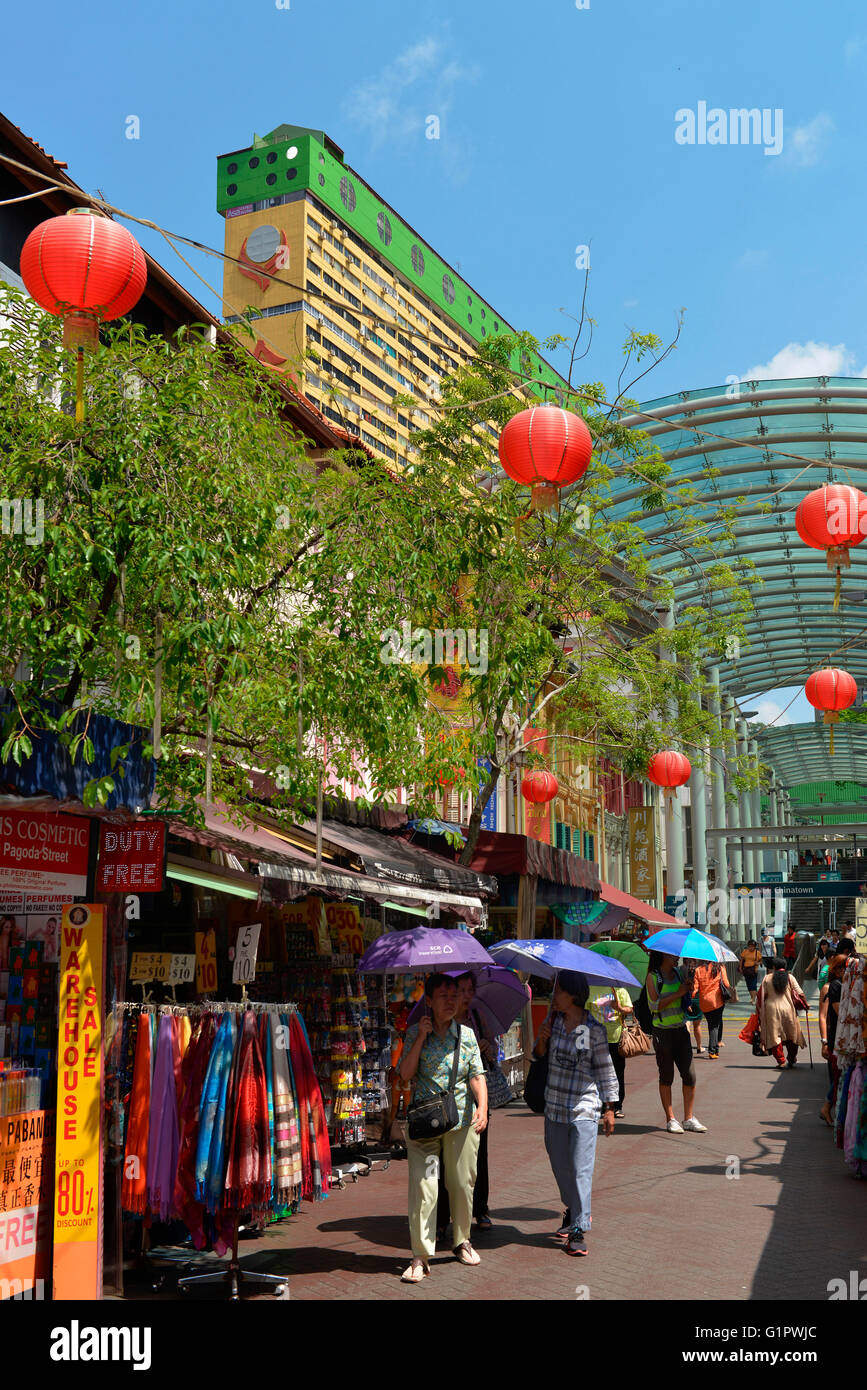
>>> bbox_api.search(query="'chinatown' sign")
[95,820,166,893]
[0,811,90,898]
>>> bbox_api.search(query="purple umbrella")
[357,926,495,975]
[405,965,531,1034]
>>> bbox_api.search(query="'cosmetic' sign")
[0,811,90,897]
[95,821,166,893]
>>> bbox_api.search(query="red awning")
[598,882,682,926]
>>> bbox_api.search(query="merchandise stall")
[832,952,867,1175]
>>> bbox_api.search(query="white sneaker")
[666,1118,684,1133]
[683,1117,707,1133]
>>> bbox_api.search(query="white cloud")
[781,112,834,167]
[740,340,867,381]
[751,699,795,727]
[342,35,480,170]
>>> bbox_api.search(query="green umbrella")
[588,939,649,1000]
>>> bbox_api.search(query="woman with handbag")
[587,984,634,1117]
[690,962,732,1060]
[755,957,809,1068]
[532,970,618,1257]
[399,973,487,1284]
[436,972,498,1237]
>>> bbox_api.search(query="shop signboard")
[478,759,497,831]
[195,929,217,994]
[53,903,104,1302]
[856,899,867,957]
[760,871,783,883]
[0,810,90,898]
[628,807,657,901]
[95,820,167,893]
[0,1108,55,1300]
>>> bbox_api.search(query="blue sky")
[4,0,863,723]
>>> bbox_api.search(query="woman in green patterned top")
[399,973,488,1283]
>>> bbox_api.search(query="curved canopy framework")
[618,377,867,802]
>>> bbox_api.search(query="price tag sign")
[326,901,364,955]
[168,953,195,985]
[856,898,867,957]
[130,952,157,982]
[232,923,261,985]
[195,929,217,994]
[151,953,173,983]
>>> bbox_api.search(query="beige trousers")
[407,1124,480,1260]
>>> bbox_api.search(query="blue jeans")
[544,1114,598,1234]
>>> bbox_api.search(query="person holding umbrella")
[532,970,618,1256]
[645,950,706,1133]
[398,973,487,1283]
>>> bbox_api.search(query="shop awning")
[598,882,682,926]
[294,817,498,898]
[463,832,600,892]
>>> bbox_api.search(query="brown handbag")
[619,1017,652,1058]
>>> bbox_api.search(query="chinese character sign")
[628,807,658,902]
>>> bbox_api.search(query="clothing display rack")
[833,956,867,1177]
[114,997,331,1300]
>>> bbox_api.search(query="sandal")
[453,1241,481,1266]
[401,1260,430,1283]
[475,1215,493,1230]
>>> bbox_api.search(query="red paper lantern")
[21,209,147,346]
[805,667,858,756]
[521,769,559,804]
[795,484,867,608]
[498,405,593,511]
[646,751,692,790]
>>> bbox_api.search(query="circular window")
[377,211,392,245]
[467,294,473,306]
[249,156,260,169]
[318,174,325,186]
[442,274,455,305]
[227,183,238,196]
[286,167,297,180]
[227,161,238,175]
[319,152,325,164]
[520,352,532,376]
[287,145,298,158]
[246,225,282,263]
[467,313,473,324]
[481,327,486,337]
[340,176,356,212]
[494,320,499,330]
[266,152,278,165]
[266,173,277,186]
[480,308,486,319]
[411,244,425,276]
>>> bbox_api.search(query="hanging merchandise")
[833,955,867,1177]
[118,999,331,1253]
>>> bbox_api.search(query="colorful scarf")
[122,1015,151,1214]
[289,1010,331,1201]
[270,1012,303,1205]
[173,1013,216,1248]
[259,1014,276,1204]
[224,1010,272,1212]
[195,1011,237,1212]
[146,1014,180,1220]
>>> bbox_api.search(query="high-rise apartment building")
[217,123,567,465]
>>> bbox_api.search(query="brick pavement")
[135,1003,867,1302]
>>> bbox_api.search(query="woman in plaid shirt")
[533,969,618,1256]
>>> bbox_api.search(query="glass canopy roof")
[616,377,867,799]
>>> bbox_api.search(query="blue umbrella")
[488,938,641,990]
[642,926,720,962]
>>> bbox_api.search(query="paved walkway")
[138,998,867,1302]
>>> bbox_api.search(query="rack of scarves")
[117,1001,332,1254]
[833,956,867,1178]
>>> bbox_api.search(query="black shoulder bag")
[406,1024,463,1140]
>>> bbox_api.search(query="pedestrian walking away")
[588,982,633,1116]
[739,939,762,1006]
[690,960,731,1059]
[398,973,488,1283]
[755,957,809,1068]
[533,970,618,1257]
[761,925,777,974]
[645,952,707,1133]
[783,928,797,973]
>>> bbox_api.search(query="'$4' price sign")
[196,929,217,994]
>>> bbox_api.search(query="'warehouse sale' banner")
[53,904,104,1301]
